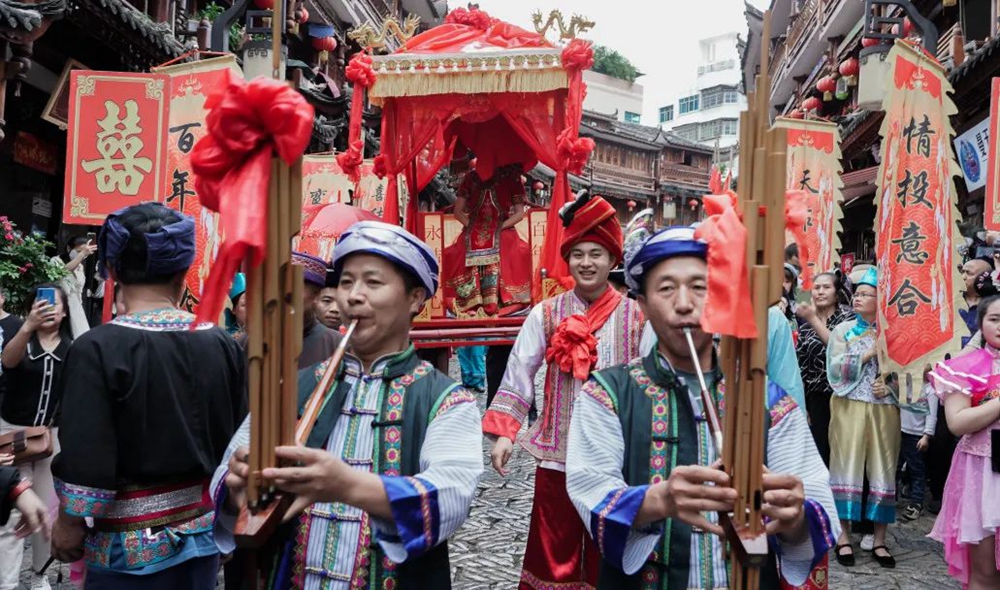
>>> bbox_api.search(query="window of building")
[675,124,699,141]
[624,111,641,124]
[724,90,738,104]
[702,86,738,110]
[679,95,699,114]
[659,105,674,123]
[722,119,738,135]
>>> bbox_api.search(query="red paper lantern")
[533,180,545,191]
[627,200,636,211]
[839,57,860,86]
[296,7,310,22]
[861,36,880,48]
[311,36,337,53]
[816,76,837,101]
[891,17,913,37]
[802,96,822,112]
[688,198,699,210]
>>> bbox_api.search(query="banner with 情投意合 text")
[874,40,966,404]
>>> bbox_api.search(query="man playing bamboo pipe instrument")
[483,191,645,589]
[211,221,483,590]
[565,226,839,589]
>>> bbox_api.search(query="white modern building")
[658,32,747,160]
[583,70,645,124]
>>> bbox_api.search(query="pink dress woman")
[927,346,1000,587]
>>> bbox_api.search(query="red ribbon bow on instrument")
[694,172,758,339]
[190,71,314,326]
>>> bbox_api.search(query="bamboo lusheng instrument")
[712,9,787,590]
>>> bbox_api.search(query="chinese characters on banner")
[64,72,169,225]
[152,55,242,314]
[874,41,965,403]
[296,154,409,261]
[775,117,844,275]
[984,78,1000,231]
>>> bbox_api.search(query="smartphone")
[86,231,97,244]
[37,287,56,307]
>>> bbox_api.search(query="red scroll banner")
[874,41,965,403]
[774,118,844,276]
[152,55,242,314]
[64,71,169,225]
[985,78,1000,231]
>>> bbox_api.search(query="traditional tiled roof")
[950,33,1000,86]
[87,0,184,57]
[0,0,62,32]
[660,131,714,154]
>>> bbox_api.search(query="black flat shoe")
[834,543,855,566]
[872,545,895,568]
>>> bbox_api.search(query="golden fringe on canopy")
[369,69,569,103]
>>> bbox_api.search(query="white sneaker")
[30,573,51,590]
[860,534,875,551]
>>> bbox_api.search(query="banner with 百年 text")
[775,117,843,276]
[64,71,169,225]
[874,41,965,403]
[152,55,242,313]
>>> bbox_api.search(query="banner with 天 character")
[775,117,844,276]
[63,72,169,225]
[152,55,242,313]
[874,41,966,403]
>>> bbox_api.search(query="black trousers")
[486,345,513,407]
[928,404,958,502]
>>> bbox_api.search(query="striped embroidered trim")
[595,488,628,558]
[111,308,214,332]
[434,387,477,419]
[580,379,615,413]
[408,476,435,549]
[768,394,798,426]
[519,569,596,589]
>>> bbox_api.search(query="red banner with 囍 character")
[152,55,242,314]
[874,41,965,403]
[64,71,169,225]
[775,117,844,276]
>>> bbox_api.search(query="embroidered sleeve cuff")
[482,407,523,441]
[590,485,649,570]
[55,479,116,518]
[771,498,837,586]
[379,475,440,561]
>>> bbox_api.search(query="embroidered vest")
[261,348,457,590]
[591,351,781,590]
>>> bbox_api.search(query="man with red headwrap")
[482,192,645,589]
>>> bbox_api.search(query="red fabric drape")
[695,195,758,339]
[336,53,376,202]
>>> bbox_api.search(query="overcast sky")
[475,0,772,125]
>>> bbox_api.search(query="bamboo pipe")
[296,319,359,445]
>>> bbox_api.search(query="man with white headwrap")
[211,221,483,590]
[566,226,838,589]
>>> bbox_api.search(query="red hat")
[559,193,624,263]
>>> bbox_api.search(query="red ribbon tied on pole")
[444,6,496,29]
[785,189,814,290]
[695,194,758,339]
[337,53,377,184]
[190,71,314,327]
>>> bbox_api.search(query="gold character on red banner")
[80,99,153,195]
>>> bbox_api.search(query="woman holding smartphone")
[0,284,72,590]
[53,236,96,339]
